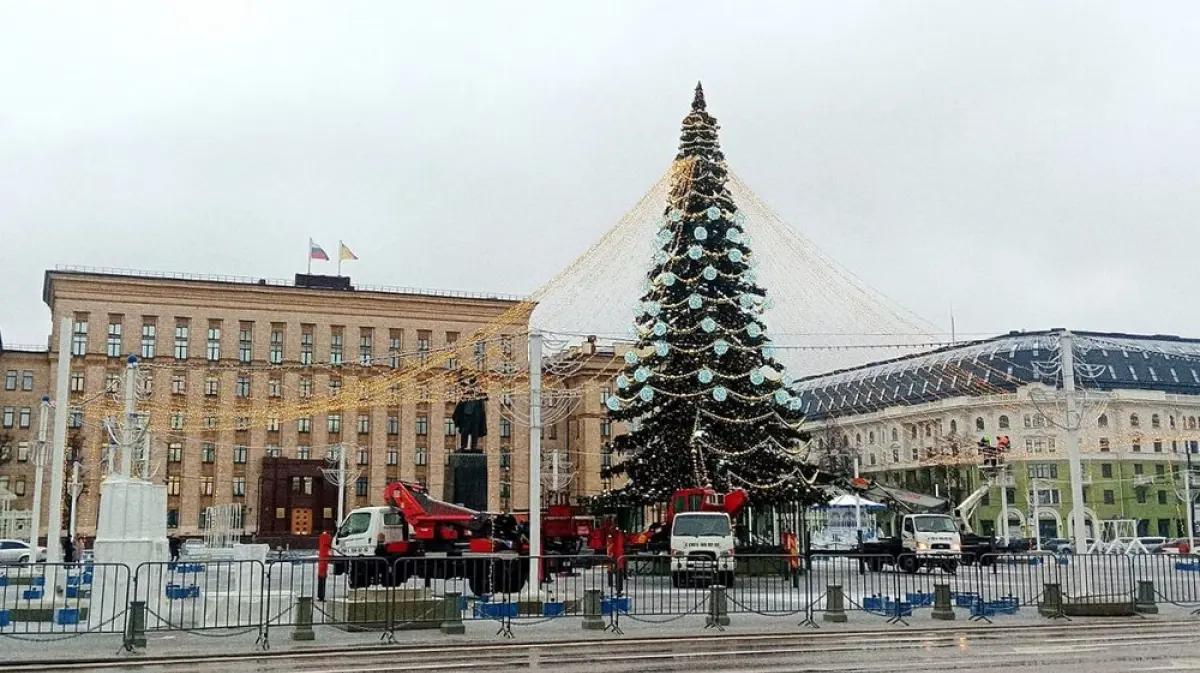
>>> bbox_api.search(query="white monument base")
[92,477,169,572]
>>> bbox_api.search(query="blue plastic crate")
[0,576,8,587]
[165,584,200,600]
[22,588,43,600]
[1175,560,1200,572]
[863,595,887,612]
[66,586,83,599]
[543,601,566,617]
[473,601,518,619]
[906,591,933,607]
[601,597,630,615]
[55,608,80,625]
[31,576,45,586]
[954,592,979,608]
[66,575,81,587]
[0,609,9,627]
[970,597,1019,617]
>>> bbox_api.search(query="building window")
[1136,489,1148,505]
[328,377,342,396]
[1134,463,1144,475]
[1154,440,1164,453]
[328,414,341,433]
[360,330,373,366]
[266,445,281,458]
[1,407,12,428]
[444,417,456,436]
[297,445,311,460]
[1133,442,1142,453]
[358,415,370,435]
[206,326,221,361]
[445,332,459,370]
[474,341,486,369]
[167,442,182,463]
[1152,413,1161,429]
[387,414,399,435]
[269,328,284,364]
[17,407,30,429]
[389,331,402,369]
[201,477,214,496]
[975,417,984,432]
[600,387,611,405]
[298,416,311,433]
[70,371,85,393]
[1035,489,1062,506]
[1130,413,1140,428]
[1028,463,1058,479]
[3,371,14,390]
[69,411,82,428]
[140,322,156,359]
[16,442,29,462]
[355,476,368,497]
[267,416,279,432]
[601,419,611,438]
[233,446,248,464]
[1156,463,1166,476]
[386,446,399,465]
[891,428,899,442]
[202,443,216,463]
[330,329,344,365]
[547,423,558,440]
[205,375,219,396]
[1101,463,1113,478]
[500,418,512,438]
[416,415,428,436]
[300,328,314,365]
[236,375,250,398]
[998,415,1010,430]
[233,478,246,497]
[174,324,189,360]
[357,448,369,465]
[417,335,431,363]
[204,415,218,430]
[1098,413,1108,428]
[170,413,185,431]
[238,326,253,363]
[299,376,312,398]
[1100,437,1110,452]
[500,451,511,469]
[268,377,281,398]
[1159,490,1169,505]
[167,476,181,496]
[72,320,88,356]
[414,446,428,466]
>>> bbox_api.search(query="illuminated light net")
[528,168,941,377]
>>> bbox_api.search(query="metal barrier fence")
[4,552,1200,649]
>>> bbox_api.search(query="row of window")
[1,407,32,429]
[3,371,35,392]
[70,317,514,368]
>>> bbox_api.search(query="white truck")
[860,513,962,574]
[669,511,736,588]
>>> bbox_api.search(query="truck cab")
[669,511,736,588]
[902,514,962,554]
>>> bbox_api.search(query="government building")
[0,267,620,543]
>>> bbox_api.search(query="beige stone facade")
[1,268,575,539]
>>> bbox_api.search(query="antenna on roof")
[950,304,956,346]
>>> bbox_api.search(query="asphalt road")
[15,620,1200,673]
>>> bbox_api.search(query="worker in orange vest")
[317,530,332,602]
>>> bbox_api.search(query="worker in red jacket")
[607,528,626,596]
[317,530,332,602]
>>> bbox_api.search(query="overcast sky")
[2,2,1199,350]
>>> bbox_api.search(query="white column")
[1186,447,1195,553]
[28,395,49,560]
[68,461,82,541]
[120,355,138,478]
[337,444,347,526]
[528,330,543,586]
[1060,331,1089,556]
[45,317,73,564]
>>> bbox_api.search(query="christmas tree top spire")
[692,81,707,111]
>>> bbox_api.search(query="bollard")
[291,596,315,641]
[581,589,605,631]
[707,584,730,628]
[931,583,955,621]
[440,591,465,635]
[1135,580,1159,614]
[823,585,848,623]
[1039,583,1063,617]
[123,600,147,651]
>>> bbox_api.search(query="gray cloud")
[2,1,1198,353]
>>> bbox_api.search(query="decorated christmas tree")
[602,83,818,506]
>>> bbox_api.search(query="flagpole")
[337,240,343,277]
[307,239,312,275]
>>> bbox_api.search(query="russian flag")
[309,239,329,261]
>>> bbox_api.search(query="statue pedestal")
[93,477,169,571]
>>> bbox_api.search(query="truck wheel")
[494,558,527,594]
[899,554,918,574]
[960,554,975,567]
[347,563,370,589]
[941,560,958,575]
[867,557,884,573]
[671,572,684,588]
[719,571,735,588]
